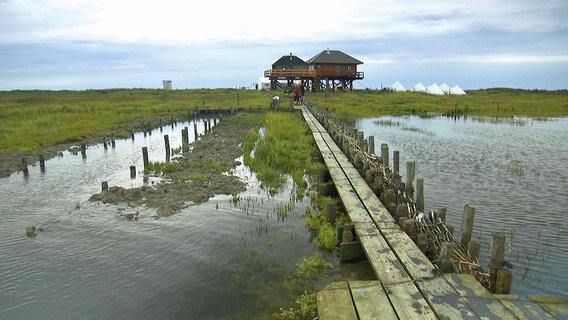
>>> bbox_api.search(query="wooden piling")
[467,240,480,260]
[495,269,513,294]
[142,147,149,169]
[393,150,400,174]
[381,143,389,169]
[182,127,189,153]
[164,134,170,162]
[439,242,455,273]
[194,123,198,141]
[22,158,29,176]
[81,143,87,158]
[326,202,337,223]
[489,232,506,286]
[111,139,116,148]
[368,136,375,154]
[406,161,416,198]
[39,155,45,173]
[460,204,476,248]
[438,207,447,223]
[416,177,424,212]
[101,181,109,191]
[130,166,136,179]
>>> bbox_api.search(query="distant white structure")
[450,85,467,95]
[413,82,427,92]
[426,83,445,95]
[390,81,406,92]
[257,77,271,90]
[162,80,172,90]
[439,83,451,94]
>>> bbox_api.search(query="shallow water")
[0,118,331,319]
[356,115,568,296]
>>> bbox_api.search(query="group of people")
[292,82,305,106]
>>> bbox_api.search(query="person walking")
[293,83,301,105]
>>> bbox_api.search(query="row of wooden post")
[309,105,512,294]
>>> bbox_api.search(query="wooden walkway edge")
[301,106,568,320]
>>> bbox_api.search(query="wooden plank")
[495,294,555,320]
[356,226,411,285]
[334,181,374,224]
[383,281,438,319]
[417,277,479,320]
[444,274,517,319]
[349,281,397,320]
[317,282,358,320]
[528,295,568,319]
[380,228,437,281]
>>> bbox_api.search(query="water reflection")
[357,115,568,296]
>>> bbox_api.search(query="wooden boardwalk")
[301,106,568,320]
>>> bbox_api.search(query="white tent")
[439,83,451,94]
[449,85,466,95]
[390,81,406,92]
[413,82,426,92]
[257,77,270,90]
[426,83,445,95]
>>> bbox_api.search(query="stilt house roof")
[306,50,363,65]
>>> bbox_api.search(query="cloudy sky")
[1,0,567,90]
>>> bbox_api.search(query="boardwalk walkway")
[301,106,568,319]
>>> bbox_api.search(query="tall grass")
[0,88,275,153]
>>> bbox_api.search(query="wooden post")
[164,135,170,162]
[381,143,389,169]
[81,143,87,158]
[495,269,513,294]
[368,136,375,154]
[395,203,408,220]
[142,147,149,169]
[393,150,400,174]
[111,139,116,148]
[22,158,29,176]
[326,202,337,223]
[194,123,198,141]
[406,161,415,199]
[468,240,480,260]
[489,232,506,286]
[101,181,109,191]
[416,178,424,212]
[39,155,45,173]
[439,242,455,273]
[460,204,476,248]
[130,166,136,178]
[182,127,189,153]
[438,207,447,223]
[103,141,108,150]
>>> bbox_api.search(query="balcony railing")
[264,69,364,79]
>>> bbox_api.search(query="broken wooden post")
[438,207,447,223]
[406,161,416,199]
[130,166,136,179]
[439,242,455,273]
[393,150,400,174]
[194,123,198,141]
[142,147,149,169]
[460,204,476,248]
[164,134,170,162]
[101,181,109,191]
[468,240,480,260]
[495,269,513,294]
[489,232,506,287]
[368,136,375,154]
[22,158,29,176]
[39,155,45,173]
[416,177,424,212]
[81,143,87,158]
[380,143,389,169]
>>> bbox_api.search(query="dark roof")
[306,50,363,65]
[272,54,307,69]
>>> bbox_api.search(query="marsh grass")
[0,88,274,153]
[306,88,568,120]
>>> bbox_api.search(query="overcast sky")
[1,0,567,90]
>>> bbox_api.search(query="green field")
[1,88,567,153]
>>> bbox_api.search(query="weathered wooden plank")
[417,277,479,320]
[528,295,568,319]
[380,227,437,281]
[356,227,411,285]
[317,282,358,320]
[444,274,517,319]
[334,181,374,224]
[349,281,397,320]
[495,294,556,320]
[383,281,438,319]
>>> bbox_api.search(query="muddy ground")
[1,113,261,218]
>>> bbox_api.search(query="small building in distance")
[264,49,364,91]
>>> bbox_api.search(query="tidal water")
[0,118,328,319]
[356,115,568,297]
